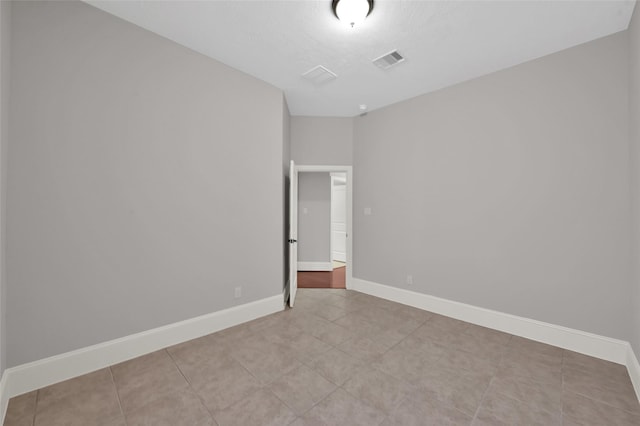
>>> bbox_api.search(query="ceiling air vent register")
[302,65,338,86]
[372,50,405,70]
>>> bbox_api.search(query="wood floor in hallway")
[297,266,346,289]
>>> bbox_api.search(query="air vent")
[372,50,405,70]
[302,65,337,86]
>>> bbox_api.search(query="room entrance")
[287,162,353,307]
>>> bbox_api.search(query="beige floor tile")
[563,367,640,414]
[414,367,492,416]
[37,368,115,412]
[436,347,500,375]
[213,389,296,426]
[474,391,561,426]
[487,373,562,415]
[563,350,629,382]
[34,385,122,426]
[230,336,301,384]
[382,395,472,426]
[308,347,367,386]
[298,388,385,426]
[372,344,444,385]
[498,349,563,385]
[297,315,355,346]
[333,312,389,336]
[166,335,231,369]
[562,391,640,426]
[4,391,37,426]
[444,331,509,363]
[111,350,175,382]
[15,290,640,426]
[410,316,469,346]
[268,364,336,415]
[311,303,348,322]
[337,336,388,363]
[284,333,334,363]
[342,367,415,414]
[114,361,189,414]
[125,390,215,426]
[507,336,564,360]
[183,359,263,411]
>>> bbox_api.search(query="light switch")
[364,207,372,215]
[303,207,309,214]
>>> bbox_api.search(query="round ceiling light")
[332,0,374,28]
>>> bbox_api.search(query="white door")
[288,160,298,307]
[331,180,347,262]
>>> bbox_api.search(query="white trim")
[627,344,640,403]
[283,279,290,305]
[297,261,332,271]
[352,278,629,364]
[0,370,8,426]
[2,295,283,399]
[295,165,353,290]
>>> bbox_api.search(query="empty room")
[0,0,640,424]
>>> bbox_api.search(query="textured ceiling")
[86,0,636,117]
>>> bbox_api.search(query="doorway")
[287,164,352,306]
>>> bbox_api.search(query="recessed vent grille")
[372,50,405,69]
[302,65,337,85]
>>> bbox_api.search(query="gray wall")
[7,1,285,366]
[629,2,640,356]
[291,117,353,166]
[353,32,632,340]
[0,0,10,375]
[298,173,331,264]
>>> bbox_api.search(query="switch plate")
[303,207,308,214]
[364,207,372,215]
[234,287,242,298]
[406,275,413,285]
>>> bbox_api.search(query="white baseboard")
[297,261,332,271]
[352,278,629,365]
[0,370,8,426]
[2,295,284,401]
[627,344,640,403]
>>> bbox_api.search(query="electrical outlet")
[234,287,242,298]
[406,275,413,285]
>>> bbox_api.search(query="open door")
[288,160,298,307]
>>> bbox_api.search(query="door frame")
[294,165,353,290]
[330,173,347,264]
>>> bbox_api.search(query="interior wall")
[7,1,285,366]
[0,0,10,375]
[629,1,640,356]
[297,173,331,265]
[291,117,353,166]
[353,32,632,340]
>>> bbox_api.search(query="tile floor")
[4,288,640,425]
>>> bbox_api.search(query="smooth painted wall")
[354,32,632,340]
[8,1,285,366]
[0,0,10,375]
[629,2,640,356]
[291,117,353,166]
[298,173,331,264]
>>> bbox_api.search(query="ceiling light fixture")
[332,0,373,28]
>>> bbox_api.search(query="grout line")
[31,389,39,426]
[107,366,126,425]
[471,375,495,425]
[165,348,218,423]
